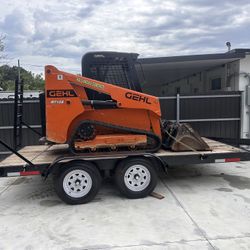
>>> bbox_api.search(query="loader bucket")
[162,122,210,152]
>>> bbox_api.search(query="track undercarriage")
[69,120,211,155]
[69,120,161,154]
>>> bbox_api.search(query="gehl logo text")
[47,90,77,98]
[125,92,151,104]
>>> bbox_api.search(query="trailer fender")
[113,154,166,174]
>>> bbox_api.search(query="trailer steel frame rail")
[1,138,250,178]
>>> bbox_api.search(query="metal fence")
[159,91,242,139]
[0,91,242,158]
[0,98,42,158]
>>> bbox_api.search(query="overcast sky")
[0,0,250,75]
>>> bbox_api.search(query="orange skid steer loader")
[45,65,162,153]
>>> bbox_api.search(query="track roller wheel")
[109,145,118,151]
[53,161,101,205]
[90,147,97,152]
[115,157,157,199]
[129,145,136,151]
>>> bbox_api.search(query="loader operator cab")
[81,51,142,100]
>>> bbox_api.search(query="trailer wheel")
[115,158,157,199]
[53,161,101,205]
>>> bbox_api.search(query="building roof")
[139,49,249,65]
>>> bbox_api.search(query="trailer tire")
[53,161,101,205]
[115,157,157,199]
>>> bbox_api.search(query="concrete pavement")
[0,161,250,249]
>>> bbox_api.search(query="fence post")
[176,93,180,123]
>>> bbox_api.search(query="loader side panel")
[45,68,84,143]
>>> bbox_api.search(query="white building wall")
[160,61,240,96]
[238,54,250,138]
[225,61,240,91]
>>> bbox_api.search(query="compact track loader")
[45,65,162,153]
[43,52,209,154]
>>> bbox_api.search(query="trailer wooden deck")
[0,138,246,168]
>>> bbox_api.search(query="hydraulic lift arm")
[45,65,161,116]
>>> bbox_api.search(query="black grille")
[82,52,142,97]
[89,60,131,89]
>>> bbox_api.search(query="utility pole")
[13,59,23,150]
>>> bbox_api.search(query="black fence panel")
[0,99,41,127]
[0,128,41,151]
[180,96,241,120]
[0,98,41,159]
[160,91,241,139]
[159,98,176,120]
[191,121,240,138]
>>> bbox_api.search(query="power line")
[1,60,81,73]
[22,64,44,68]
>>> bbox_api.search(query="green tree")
[0,65,45,91]
[0,35,44,91]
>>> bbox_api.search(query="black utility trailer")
[1,138,250,204]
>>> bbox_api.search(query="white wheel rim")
[63,169,92,198]
[124,164,151,192]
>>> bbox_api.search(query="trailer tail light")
[215,158,240,163]
[20,171,40,176]
[7,171,40,177]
